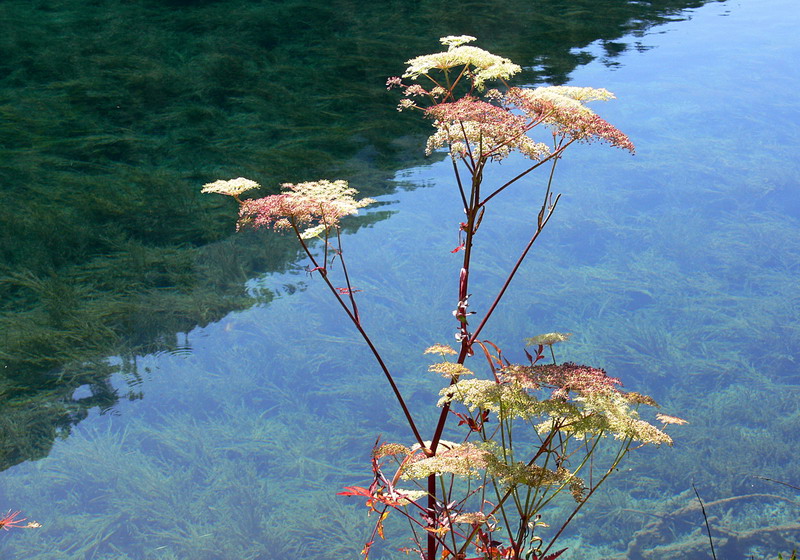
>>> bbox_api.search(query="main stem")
[425,151,563,559]
[426,158,485,558]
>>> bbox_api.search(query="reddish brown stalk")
[426,155,490,559]
[459,120,478,172]
[445,65,471,102]
[451,158,469,211]
[334,227,360,325]
[425,148,563,559]
[469,155,562,344]
[480,138,574,207]
[292,223,426,449]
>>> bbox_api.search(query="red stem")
[292,223,426,449]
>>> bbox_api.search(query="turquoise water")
[2,0,800,558]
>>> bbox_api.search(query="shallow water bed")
[1,0,800,558]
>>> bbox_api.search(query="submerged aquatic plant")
[206,36,681,560]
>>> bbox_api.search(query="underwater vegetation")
[0,291,429,558]
[0,404,369,559]
[0,0,730,475]
[5,0,800,558]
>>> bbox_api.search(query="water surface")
[2,0,799,558]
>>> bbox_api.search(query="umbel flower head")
[500,362,622,400]
[235,180,374,238]
[424,86,634,162]
[401,442,491,479]
[525,332,572,347]
[402,35,522,90]
[201,177,261,199]
[388,37,634,162]
[441,363,677,445]
[505,86,635,152]
[424,97,550,161]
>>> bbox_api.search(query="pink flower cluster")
[425,96,548,161]
[237,180,373,236]
[500,362,622,400]
[505,87,635,152]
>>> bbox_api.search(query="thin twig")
[479,139,573,207]
[692,482,718,560]
[334,228,360,325]
[292,222,425,449]
[753,475,800,492]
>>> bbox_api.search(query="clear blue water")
[2,0,800,558]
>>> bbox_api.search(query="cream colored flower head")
[403,39,521,89]
[656,413,688,426]
[424,343,457,356]
[402,442,490,479]
[238,179,374,236]
[543,86,616,103]
[525,332,572,347]
[440,35,477,49]
[201,177,261,197]
[428,362,474,379]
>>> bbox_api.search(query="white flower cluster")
[201,177,260,197]
[401,442,490,479]
[403,39,522,89]
[439,379,570,420]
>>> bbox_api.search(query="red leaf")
[524,347,534,363]
[541,548,568,560]
[361,540,374,558]
[337,486,371,497]
[336,287,363,295]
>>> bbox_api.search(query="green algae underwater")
[2,0,800,558]
[0,0,715,480]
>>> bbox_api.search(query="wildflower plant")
[205,36,682,560]
[0,509,40,532]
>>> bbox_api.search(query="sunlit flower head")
[424,343,457,356]
[401,442,490,479]
[505,87,635,152]
[577,392,673,445]
[438,378,566,420]
[452,511,490,525]
[393,489,429,505]
[425,97,549,161]
[656,413,688,426]
[544,86,616,103]
[372,442,411,458]
[201,177,261,197]
[238,180,374,237]
[403,39,521,89]
[428,361,474,379]
[500,362,622,400]
[525,332,572,347]
[299,223,327,240]
[440,35,477,49]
